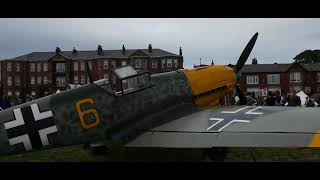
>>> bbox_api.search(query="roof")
[241,62,320,73]
[4,48,181,62]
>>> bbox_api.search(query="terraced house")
[240,58,320,97]
[0,44,183,100]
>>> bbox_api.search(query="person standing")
[0,95,11,110]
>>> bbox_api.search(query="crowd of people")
[223,90,320,107]
[0,94,35,110]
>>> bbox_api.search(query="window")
[30,63,35,72]
[7,76,12,86]
[74,75,78,84]
[7,91,12,97]
[37,76,42,85]
[43,76,48,85]
[56,63,65,73]
[135,59,143,69]
[31,91,36,96]
[88,61,92,70]
[104,74,108,80]
[162,59,166,68]
[167,59,172,67]
[7,62,11,72]
[290,72,301,82]
[267,74,280,84]
[81,75,85,84]
[317,72,320,82]
[103,60,108,69]
[80,62,85,71]
[122,60,126,67]
[15,91,20,98]
[15,63,20,72]
[43,63,48,72]
[173,59,178,67]
[247,75,259,84]
[111,60,116,68]
[31,76,35,85]
[37,63,42,72]
[152,60,157,68]
[15,76,20,86]
[56,77,66,87]
[74,62,78,71]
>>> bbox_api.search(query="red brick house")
[0,44,183,100]
[240,59,320,97]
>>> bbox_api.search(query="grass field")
[1,142,320,162]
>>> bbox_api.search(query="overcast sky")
[0,18,319,68]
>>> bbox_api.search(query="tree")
[294,50,320,63]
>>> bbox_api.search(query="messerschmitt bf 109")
[0,32,320,160]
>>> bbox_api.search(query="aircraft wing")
[126,106,320,148]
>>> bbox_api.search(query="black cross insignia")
[4,103,57,151]
[207,106,264,132]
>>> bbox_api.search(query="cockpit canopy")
[95,66,151,96]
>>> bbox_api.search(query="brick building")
[240,58,320,97]
[0,44,183,100]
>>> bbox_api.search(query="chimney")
[97,45,103,55]
[179,47,182,56]
[56,47,61,53]
[148,44,152,52]
[122,45,125,54]
[72,47,77,55]
[252,58,258,64]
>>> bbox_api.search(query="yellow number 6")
[75,98,101,129]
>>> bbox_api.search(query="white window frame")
[81,75,85,84]
[74,75,78,84]
[167,59,172,68]
[56,77,66,87]
[37,63,42,72]
[103,74,108,80]
[111,60,116,68]
[152,60,157,68]
[56,63,65,73]
[15,75,20,86]
[122,60,126,67]
[88,62,92,70]
[247,75,259,85]
[43,63,48,72]
[267,74,280,84]
[80,62,85,71]
[162,59,166,68]
[37,76,42,85]
[31,76,35,85]
[74,62,78,71]
[7,76,12,86]
[43,76,48,85]
[30,63,35,72]
[103,60,108,69]
[290,72,301,82]
[15,91,20,98]
[173,59,178,67]
[7,62,11,72]
[15,63,20,72]
[7,91,12,97]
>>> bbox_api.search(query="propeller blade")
[235,32,259,72]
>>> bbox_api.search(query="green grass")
[1,143,320,162]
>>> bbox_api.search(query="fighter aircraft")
[0,32,319,161]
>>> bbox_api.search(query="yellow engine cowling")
[181,65,237,106]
